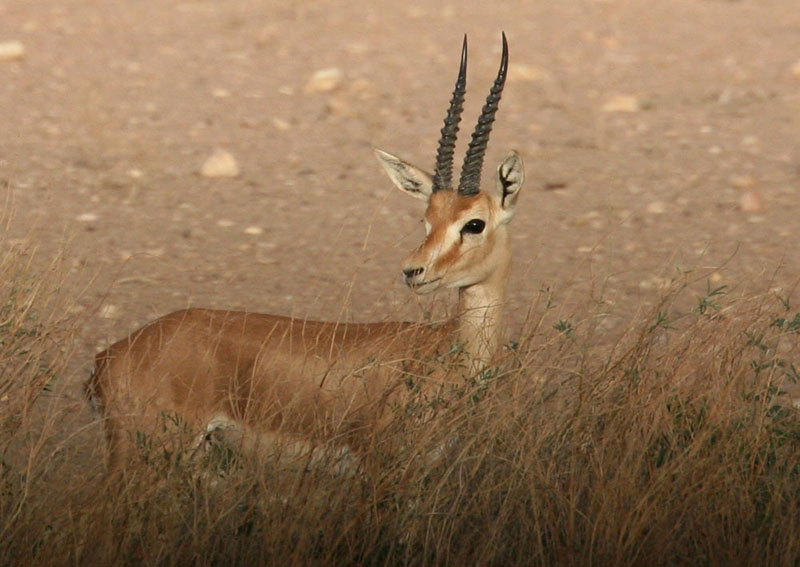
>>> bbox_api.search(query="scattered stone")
[0,40,25,61]
[646,201,666,214]
[100,304,119,319]
[327,96,353,117]
[350,78,376,99]
[791,59,800,79]
[573,211,601,227]
[509,63,552,82]
[244,226,263,235]
[127,167,144,179]
[543,180,568,191]
[200,148,240,178]
[639,277,671,291]
[601,94,639,113]
[304,67,343,94]
[741,135,758,147]
[76,213,98,222]
[729,174,755,188]
[272,117,291,131]
[211,87,231,98]
[217,219,234,228]
[739,190,763,213]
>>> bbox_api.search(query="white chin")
[409,280,441,294]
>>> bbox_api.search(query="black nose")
[403,267,424,279]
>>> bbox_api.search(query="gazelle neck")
[456,248,510,373]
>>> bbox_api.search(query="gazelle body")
[88,34,525,471]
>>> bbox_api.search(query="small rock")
[217,219,234,228]
[100,304,119,319]
[272,118,291,131]
[0,40,25,61]
[211,87,231,98]
[646,201,666,214]
[572,211,600,227]
[509,63,552,82]
[741,135,758,147]
[729,174,755,188]
[244,226,263,235]
[601,94,640,113]
[201,148,240,178]
[350,78,376,99]
[327,96,353,117]
[739,190,763,213]
[76,213,98,222]
[304,67,343,93]
[639,277,670,291]
[791,59,800,79]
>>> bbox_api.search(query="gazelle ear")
[374,149,433,200]
[495,151,524,215]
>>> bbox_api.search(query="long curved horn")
[431,35,468,193]
[457,32,508,196]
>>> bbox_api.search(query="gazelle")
[87,33,525,471]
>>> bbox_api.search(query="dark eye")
[461,219,486,235]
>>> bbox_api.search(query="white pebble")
[509,63,552,82]
[646,201,666,214]
[100,304,119,319]
[76,213,98,222]
[272,118,291,131]
[244,226,263,235]
[201,148,240,178]
[739,190,763,213]
[304,67,343,93]
[0,40,25,61]
[791,59,800,79]
[601,94,640,113]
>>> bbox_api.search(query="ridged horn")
[457,32,508,196]
[431,35,468,193]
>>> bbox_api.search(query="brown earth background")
[1,0,799,445]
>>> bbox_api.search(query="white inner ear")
[374,149,433,200]
[496,151,524,210]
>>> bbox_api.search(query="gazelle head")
[375,33,524,295]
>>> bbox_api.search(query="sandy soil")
[1,1,799,426]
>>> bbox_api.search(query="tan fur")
[89,150,524,473]
[90,309,458,469]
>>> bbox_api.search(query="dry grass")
[2,227,800,566]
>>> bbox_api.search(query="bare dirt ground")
[1,1,799,449]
